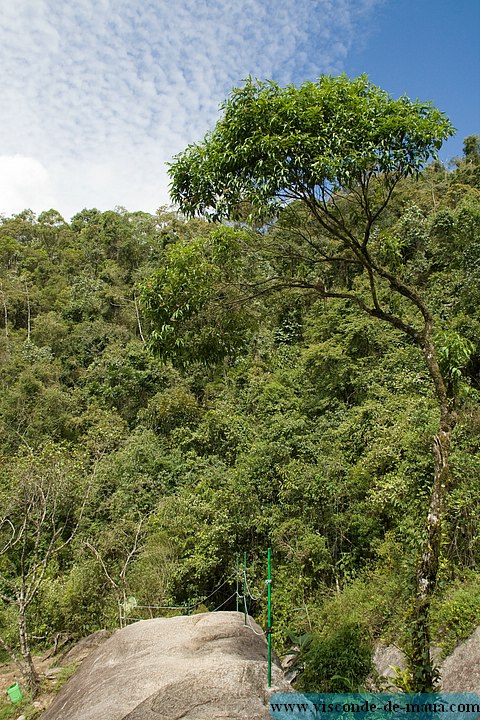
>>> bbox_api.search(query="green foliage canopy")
[139,226,258,365]
[169,74,454,221]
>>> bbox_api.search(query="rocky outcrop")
[373,628,480,692]
[58,629,111,667]
[372,644,407,682]
[441,626,480,692]
[41,611,292,720]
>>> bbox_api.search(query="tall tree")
[0,445,89,695]
[164,74,458,689]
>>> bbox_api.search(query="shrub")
[296,621,373,692]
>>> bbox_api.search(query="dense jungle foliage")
[0,136,479,692]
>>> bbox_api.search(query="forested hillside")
[1,135,479,695]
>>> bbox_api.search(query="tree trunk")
[0,285,8,341]
[407,336,456,691]
[409,421,455,689]
[18,601,40,697]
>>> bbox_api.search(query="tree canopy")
[169,74,454,222]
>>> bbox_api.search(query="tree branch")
[85,541,119,592]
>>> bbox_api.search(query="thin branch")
[234,275,422,342]
[0,635,26,676]
[133,294,146,344]
[26,479,92,605]
[0,285,8,340]
[85,541,119,592]
[0,588,15,604]
[0,419,34,452]
[24,280,31,342]
[293,185,433,331]
[120,517,146,583]
[0,518,16,554]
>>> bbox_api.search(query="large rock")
[441,626,480,692]
[373,644,406,681]
[373,629,480,692]
[41,612,292,720]
[58,629,111,667]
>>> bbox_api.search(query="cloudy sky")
[0,0,478,219]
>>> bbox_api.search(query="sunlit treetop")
[168,74,454,221]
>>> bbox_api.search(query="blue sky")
[0,0,478,218]
[347,0,480,163]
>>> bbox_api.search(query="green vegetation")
[0,76,479,696]
[296,621,373,693]
[165,75,475,690]
[0,687,41,720]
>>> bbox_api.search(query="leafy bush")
[430,573,480,655]
[296,621,373,692]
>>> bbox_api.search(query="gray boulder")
[373,644,407,681]
[58,629,110,667]
[373,629,480,692]
[41,611,292,720]
[441,626,480,692]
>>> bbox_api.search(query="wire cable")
[127,575,235,615]
[212,591,237,612]
[242,593,266,636]
[243,568,267,601]
[135,605,189,610]
[191,576,233,607]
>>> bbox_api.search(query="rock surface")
[373,629,480,692]
[40,612,291,720]
[58,629,110,667]
[441,626,480,692]
[373,644,406,680]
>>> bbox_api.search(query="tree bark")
[18,600,40,697]
[408,338,457,691]
[0,285,8,341]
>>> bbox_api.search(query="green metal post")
[236,554,239,612]
[267,546,272,687]
[243,551,247,625]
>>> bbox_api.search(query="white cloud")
[0,156,55,215]
[0,0,382,219]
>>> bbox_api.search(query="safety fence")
[122,547,273,685]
